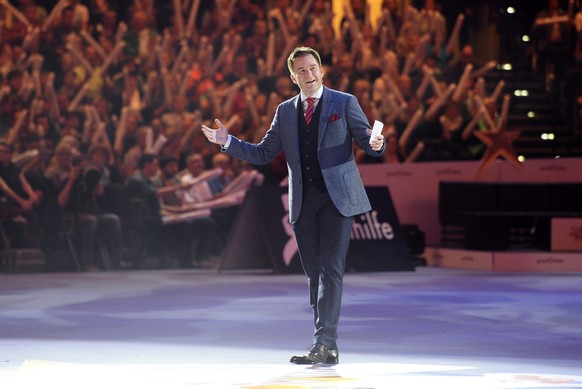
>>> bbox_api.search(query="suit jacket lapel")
[318,87,334,148]
[285,95,301,161]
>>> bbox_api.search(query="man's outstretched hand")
[201,119,229,145]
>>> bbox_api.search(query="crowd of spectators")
[531,0,582,138]
[0,0,541,271]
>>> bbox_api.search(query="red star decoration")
[473,125,523,177]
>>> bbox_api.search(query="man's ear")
[290,74,298,85]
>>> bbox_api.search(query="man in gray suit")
[202,47,385,364]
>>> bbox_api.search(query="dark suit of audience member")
[87,145,125,217]
[57,155,123,271]
[124,153,166,268]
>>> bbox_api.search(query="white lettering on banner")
[280,194,298,266]
[351,211,394,240]
[278,198,396,266]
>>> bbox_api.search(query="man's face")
[162,162,179,178]
[253,20,267,36]
[461,46,473,64]
[275,76,293,97]
[85,47,99,65]
[187,156,204,176]
[56,148,73,167]
[290,54,324,97]
[144,159,159,178]
[131,11,147,30]
[90,150,107,168]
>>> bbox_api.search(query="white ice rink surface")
[1,268,581,388]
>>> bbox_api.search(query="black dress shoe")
[290,349,339,364]
[290,347,339,365]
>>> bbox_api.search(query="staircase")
[485,68,582,160]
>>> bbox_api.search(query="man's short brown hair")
[287,47,322,74]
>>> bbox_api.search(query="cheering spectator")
[56,152,123,271]
[0,140,42,249]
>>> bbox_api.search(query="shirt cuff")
[221,135,232,151]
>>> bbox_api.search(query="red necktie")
[305,97,315,125]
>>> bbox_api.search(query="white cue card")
[369,120,384,144]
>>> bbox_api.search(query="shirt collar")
[301,86,323,102]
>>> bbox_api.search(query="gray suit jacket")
[224,86,384,224]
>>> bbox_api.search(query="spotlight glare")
[507,7,516,14]
[527,111,535,118]
[518,155,525,162]
[522,35,530,42]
